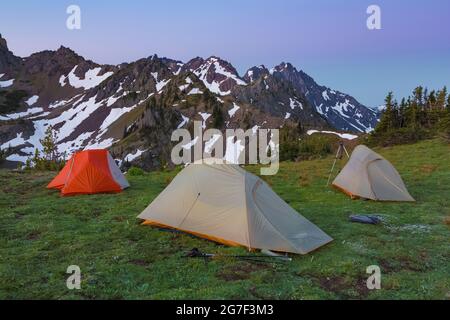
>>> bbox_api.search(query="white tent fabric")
[107,153,130,189]
[138,160,332,254]
[332,145,415,201]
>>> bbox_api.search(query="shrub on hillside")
[438,116,450,142]
[279,125,337,161]
[298,135,335,160]
[368,127,431,147]
[127,166,146,176]
[0,90,28,114]
[0,148,7,164]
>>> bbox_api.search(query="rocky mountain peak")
[0,34,8,51]
[0,34,22,72]
[270,62,297,75]
[244,65,270,83]
[183,55,246,96]
[55,45,77,56]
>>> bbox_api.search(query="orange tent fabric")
[46,155,73,190]
[47,149,129,196]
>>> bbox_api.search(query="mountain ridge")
[0,34,379,169]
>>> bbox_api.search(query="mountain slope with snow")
[0,34,378,169]
[267,62,379,133]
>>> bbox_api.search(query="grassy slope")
[0,139,449,299]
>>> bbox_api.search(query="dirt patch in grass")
[216,262,268,281]
[248,286,276,299]
[91,208,102,218]
[297,174,311,187]
[15,212,25,219]
[26,230,41,240]
[302,272,369,299]
[129,259,151,266]
[378,255,430,274]
[113,215,127,222]
[443,216,450,226]
[420,164,438,174]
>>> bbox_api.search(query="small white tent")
[138,160,332,254]
[332,145,415,201]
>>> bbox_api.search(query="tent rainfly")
[138,160,332,255]
[332,145,415,202]
[47,149,129,196]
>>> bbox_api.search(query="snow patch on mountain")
[228,103,240,118]
[152,72,171,92]
[307,130,358,140]
[6,153,29,163]
[25,95,39,106]
[85,137,116,150]
[0,107,44,120]
[57,131,94,154]
[124,148,147,162]
[0,132,26,149]
[188,88,203,95]
[59,65,113,90]
[289,98,303,110]
[100,105,137,133]
[192,57,246,96]
[55,95,103,140]
[0,78,14,88]
[178,76,193,91]
[49,95,83,109]
[198,112,211,129]
[177,114,189,129]
[204,134,222,154]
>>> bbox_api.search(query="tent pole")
[326,157,338,186]
[343,145,350,158]
[326,141,350,186]
[326,145,341,186]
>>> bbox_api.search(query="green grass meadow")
[0,139,449,299]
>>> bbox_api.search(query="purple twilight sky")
[1,0,449,107]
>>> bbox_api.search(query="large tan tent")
[138,160,332,254]
[332,145,415,202]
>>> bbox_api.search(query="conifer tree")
[436,86,447,110]
[377,91,396,131]
[40,125,59,162]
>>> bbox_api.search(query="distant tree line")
[369,86,450,145]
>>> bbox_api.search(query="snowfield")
[59,65,113,90]
[306,130,358,140]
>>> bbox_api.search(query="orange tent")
[47,149,129,196]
